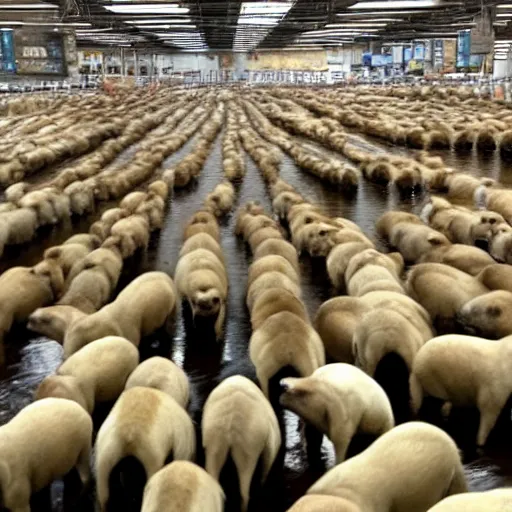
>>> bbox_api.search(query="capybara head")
[394,167,422,192]
[472,211,505,245]
[28,305,85,343]
[31,259,65,299]
[457,290,512,338]
[148,180,169,201]
[306,225,340,257]
[190,287,223,319]
[64,233,101,250]
[279,377,328,433]
[490,225,512,264]
[241,201,264,216]
[345,248,402,282]
[188,210,216,226]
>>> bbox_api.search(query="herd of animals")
[0,83,512,511]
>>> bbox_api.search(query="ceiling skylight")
[233,1,295,51]
[103,3,189,14]
[349,0,459,9]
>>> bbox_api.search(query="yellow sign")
[246,50,328,71]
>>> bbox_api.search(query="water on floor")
[1,126,512,512]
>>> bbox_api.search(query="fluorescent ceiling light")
[336,12,413,17]
[325,22,387,27]
[0,2,57,8]
[301,28,379,35]
[349,0,446,8]
[136,24,171,29]
[234,1,294,51]
[76,28,113,33]
[497,13,512,17]
[136,24,196,29]
[238,16,284,25]
[0,20,89,26]
[104,4,189,14]
[497,4,512,7]
[154,32,202,37]
[239,2,293,14]
[126,18,191,23]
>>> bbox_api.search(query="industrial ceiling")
[2,0,512,53]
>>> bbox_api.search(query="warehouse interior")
[0,0,509,87]
[1,2,512,512]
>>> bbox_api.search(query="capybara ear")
[44,247,62,260]
[90,235,102,249]
[388,252,405,274]
[427,233,446,246]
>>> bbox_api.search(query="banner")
[434,40,444,67]
[456,30,471,67]
[0,30,15,72]
[471,8,495,55]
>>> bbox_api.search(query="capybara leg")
[232,447,258,512]
[446,464,468,495]
[96,443,122,511]
[261,440,277,483]
[256,368,270,399]
[441,401,453,418]
[134,449,162,483]
[76,443,92,487]
[205,443,230,481]
[409,373,424,415]
[214,305,226,341]
[476,404,500,447]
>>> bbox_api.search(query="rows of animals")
[0,84,512,512]
[264,84,512,159]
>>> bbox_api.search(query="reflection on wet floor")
[1,126,512,511]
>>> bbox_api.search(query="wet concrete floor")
[1,119,512,511]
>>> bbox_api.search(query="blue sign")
[414,45,425,61]
[371,54,392,67]
[362,52,372,66]
[457,30,471,67]
[404,47,412,62]
[0,30,15,72]
[469,54,484,68]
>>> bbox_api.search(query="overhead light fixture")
[336,12,414,17]
[136,24,196,29]
[497,13,512,17]
[300,28,379,35]
[325,22,388,27]
[349,0,454,8]
[239,2,293,15]
[135,24,171,29]
[497,4,512,7]
[234,1,294,51]
[104,4,189,14]
[238,16,285,25]
[76,28,113,33]
[125,18,192,23]
[0,20,90,27]
[0,2,57,8]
